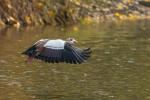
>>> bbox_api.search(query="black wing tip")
[21,45,37,56]
[84,48,92,53]
[79,48,92,61]
[83,47,92,55]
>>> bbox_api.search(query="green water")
[0,20,150,100]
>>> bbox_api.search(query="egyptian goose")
[22,38,91,64]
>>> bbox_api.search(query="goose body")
[22,38,91,64]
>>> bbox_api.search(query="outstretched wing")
[35,48,63,63]
[61,43,91,64]
[22,43,91,64]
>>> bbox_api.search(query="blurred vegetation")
[0,0,149,28]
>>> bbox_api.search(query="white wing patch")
[44,39,66,49]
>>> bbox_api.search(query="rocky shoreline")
[0,0,149,28]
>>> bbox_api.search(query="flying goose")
[22,38,91,64]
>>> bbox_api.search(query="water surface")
[0,20,150,100]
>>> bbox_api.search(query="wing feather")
[62,43,91,64]
[63,45,81,64]
[22,42,91,64]
[71,47,87,62]
[74,47,91,60]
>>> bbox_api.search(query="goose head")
[67,38,77,45]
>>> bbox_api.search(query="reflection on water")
[0,20,150,100]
